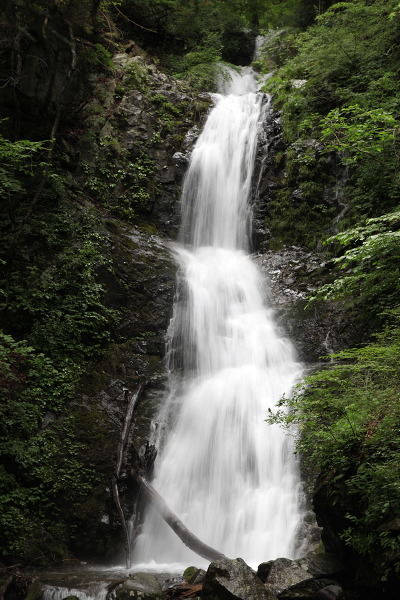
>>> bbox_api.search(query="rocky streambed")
[7,552,349,600]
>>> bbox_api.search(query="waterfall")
[133,68,303,570]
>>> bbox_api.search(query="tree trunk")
[133,470,228,563]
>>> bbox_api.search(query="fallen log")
[133,470,228,563]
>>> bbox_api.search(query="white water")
[42,583,108,600]
[133,69,303,570]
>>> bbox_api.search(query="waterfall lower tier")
[133,68,303,569]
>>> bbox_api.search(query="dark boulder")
[202,557,277,600]
[259,558,311,594]
[296,554,345,580]
[277,578,340,599]
[313,585,343,600]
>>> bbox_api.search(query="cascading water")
[133,68,303,569]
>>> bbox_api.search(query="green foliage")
[264,0,400,139]
[123,59,150,92]
[0,330,95,562]
[302,106,399,166]
[12,234,116,361]
[0,124,48,198]
[267,315,400,575]
[0,124,118,563]
[166,32,228,91]
[309,210,400,325]
[261,0,400,247]
[151,92,187,136]
[80,43,115,72]
[266,141,337,250]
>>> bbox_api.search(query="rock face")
[313,585,343,600]
[71,52,210,242]
[250,101,363,364]
[202,558,277,600]
[255,247,362,363]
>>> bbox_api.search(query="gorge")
[1,2,400,599]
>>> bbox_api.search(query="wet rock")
[260,558,311,594]
[173,151,189,172]
[313,585,343,600]
[202,557,277,600]
[257,561,274,582]
[277,578,339,599]
[115,573,163,600]
[377,517,400,532]
[192,569,206,584]
[296,554,345,579]
[254,247,362,362]
[183,125,202,150]
[255,247,322,306]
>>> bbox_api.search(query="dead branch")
[111,2,158,34]
[113,381,145,568]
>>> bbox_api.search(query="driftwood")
[132,470,227,563]
[164,582,203,599]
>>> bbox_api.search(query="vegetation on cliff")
[260,0,400,586]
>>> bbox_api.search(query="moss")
[123,60,150,93]
[183,566,198,582]
[137,222,158,236]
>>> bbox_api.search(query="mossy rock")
[183,566,198,583]
[115,573,163,600]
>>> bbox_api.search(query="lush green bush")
[309,210,400,326]
[265,0,400,130]
[165,32,230,91]
[261,0,400,248]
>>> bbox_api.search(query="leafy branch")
[301,105,399,167]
